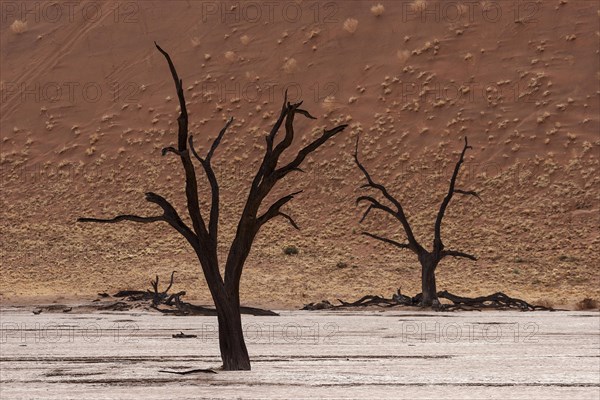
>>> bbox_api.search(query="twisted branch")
[354,134,422,252]
[154,42,209,243]
[442,249,477,260]
[433,137,472,252]
[257,191,303,228]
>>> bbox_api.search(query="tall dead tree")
[78,43,347,370]
[354,136,480,306]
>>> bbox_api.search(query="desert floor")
[0,307,598,399]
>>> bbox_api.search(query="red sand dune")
[1,0,598,307]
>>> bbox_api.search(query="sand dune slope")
[1,1,598,307]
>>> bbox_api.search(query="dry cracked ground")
[0,308,599,399]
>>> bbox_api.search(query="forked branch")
[78,192,196,244]
[361,232,411,250]
[355,135,480,264]
[442,250,477,260]
[275,124,347,179]
[433,137,474,251]
[454,189,482,202]
[154,42,209,244]
[354,134,421,252]
[257,191,303,229]
[188,117,235,239]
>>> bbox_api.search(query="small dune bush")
[371,4,385,16]
[10,20,28,34]
[343,18,358,33]
[283,245,299,255]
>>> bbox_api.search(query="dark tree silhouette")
[354,136,480,306]
[78,43,347,370]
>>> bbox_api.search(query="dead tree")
[354,136,480,306]
[78,43,347,370]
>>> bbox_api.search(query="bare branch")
[433,137,471,251]
[249,94,290,193]
[150,275,159,295]
[454,189,482,202]
[78,215,163,224]
[164,270,176,293]
[155,42,209,241]
[359,205,373,223]
[144,192,196,242]
[266,90,289,153]
[354,134,421,251]
[161,146,181,157]
[361,232,411,250]
[275,124,348,179]
[207,117,234,163]
[295,108,317,120]
[356,195,398,221]
[188,136,205,165]
[154,42,188,150]
[271,101,302,161]
[188,116,233,241]
[78,191,197,248]
[276,212,300,230]
[442,250,477,261]
[257,191,303,226]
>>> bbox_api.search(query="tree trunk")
[215,300,251,371]
[420,254,438,306]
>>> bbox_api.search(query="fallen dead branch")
[159,368,217,375]
[114,272,279,316]
[172,332,197,339]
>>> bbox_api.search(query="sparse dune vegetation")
[343,18,359,33]
[10,20,28,34]
[397,49,411,63]
[410,0,427,12]
[370,3,385,16]
[224,50,237,62]
[240,34,251,45]
[322,95,339,112]
[190,36,201,47]
[282,57,298,73]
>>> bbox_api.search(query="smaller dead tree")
[355,136,481,306]
[302,290,554,311]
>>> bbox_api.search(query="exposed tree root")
[303,289,554,311]
[436,291,554,311]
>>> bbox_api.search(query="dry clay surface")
[0,309,599,399]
